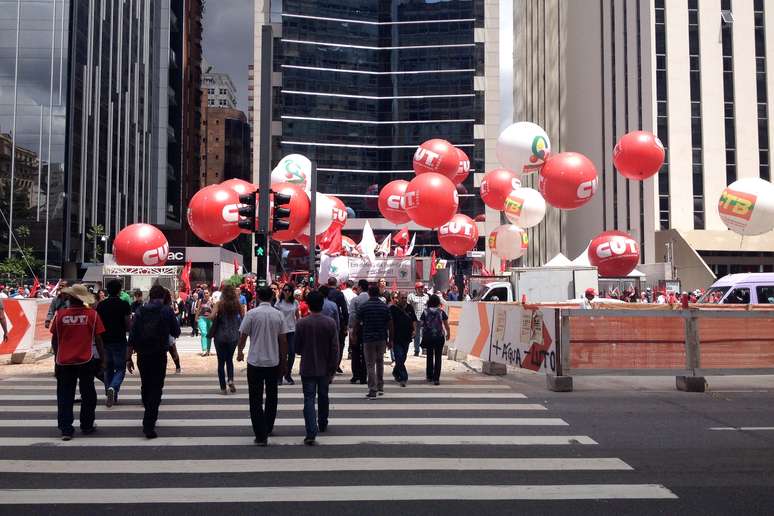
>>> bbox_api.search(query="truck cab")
[475,282,514,302]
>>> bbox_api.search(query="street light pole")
[256,24,273,282]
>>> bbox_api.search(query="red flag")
[325,228,343,256]
[180,261,192,293]
[233,257,240,275]
[430,251,438,277]
[393,227,409,246]
[29,276,40,298]
[500,259,508,273]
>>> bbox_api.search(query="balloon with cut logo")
[187,184,244,245]
[220,178,256,197]
[113,224,169,267]
[539,152,598,210]
[588,230,640,277]
[718,177,774,236]
[438,214,479,256]
[412,139,459,178]
[496,121,551,174]
[378,180,412,224]
[300,192,336,236]
[503,187,546,228]
[271,154,311,190]
[452,147,471,185]
[487,224,529,260]
[404,172,459,229]
[613,131,665,181]
[270,182,310,242]
[480,168,522,210]
[329,195,348,229]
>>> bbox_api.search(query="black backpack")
[134,305,169,354]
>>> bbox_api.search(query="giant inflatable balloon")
[300,193,336,236]
[718,177,774,236]
[613,131,665,180]
[271,182,311,242]
[412,139,459,179]
[329,195,348,229]
[588,231,640,277]
[438,214,479,256]
[378,180,412,224]
[187,184,244,244]
[503,187,546,228]
[113,223,169,266]
[480,168,522,210]
[271,154,311,190]
[220,178,256,197]
[539,152,598,210]
[452,147,471,185]
[404,172,459,228]
[496,121,551,174]
[488,224,529,260]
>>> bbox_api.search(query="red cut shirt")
[52,307,105,365]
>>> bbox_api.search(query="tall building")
[200,103,251,187]
[253,0,486,253]
[203,61,239,109]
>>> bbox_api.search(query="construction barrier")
[0,299,52,359]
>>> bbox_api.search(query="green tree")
[86,224,106,263]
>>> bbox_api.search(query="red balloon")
[113,223,169,266]
[613,131,665,180]
[220,178,256,196]
[438,214,479,256]
[480,168,522,210]
[187,184,244,245]
[271,182,311,242]
[329,195,348,229]
[539,152,598,210]
[588,230,640,277]
[378,180,412,224]
[412,139,459,178]
[452,147,470,185]
[404,172,459,229]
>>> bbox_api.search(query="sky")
[202,0,254,113]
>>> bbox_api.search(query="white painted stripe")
[0,484,677,504]
[281,13,476,26]
[0,457,632,474]
[0,403,547,413]
[0,435,599,447]
[281,64,475,75]
[282,39,475,51]
[281,141,475,149]
[281,115,475,125]
[0,392,525,401]
[0,417,567,428]
[3,376,501,384]
[710,426,774,431]
[0,384,511,391]
[282,89,475,100]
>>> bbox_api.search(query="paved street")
[0,353,773,514]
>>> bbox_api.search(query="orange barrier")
[698,317,774,369]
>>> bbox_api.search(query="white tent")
[543,253,573,267]
[571,244,592,266]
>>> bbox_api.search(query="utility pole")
[308,162,316,286]
[256,24,273,283]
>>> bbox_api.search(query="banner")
[346,257,413,284]
[489,304,557,374]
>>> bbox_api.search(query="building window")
[208,88,215,95]
[721,0,737,185]
[755,0,770,181]
[688,0,704,229]
[655,0,670,229]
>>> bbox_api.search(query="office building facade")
[200,106,251,187]
[203,62,239,109]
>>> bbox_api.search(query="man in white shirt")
[407,282,429,356]
[342,280,356,306]
[581,288,597,310]
[237,286,291,446]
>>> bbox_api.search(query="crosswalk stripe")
[0,457,632,473]
[0,417,568,427]
[0,435,599,447]
[0,403,548,412]
[0,392,527,400]
[0,484,677,503]
[0,384,511,391]
[2,376,503,384]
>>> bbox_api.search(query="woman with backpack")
[420,294,451,385]
[207,285,244,394]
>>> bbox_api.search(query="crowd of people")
[47,276,451,445]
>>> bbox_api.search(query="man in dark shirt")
[130,289,144,313]
[389,291,416,387]
[96,280,132,407]
[354,285,394,399]
[294,291,339,445]
[326,277,349,374]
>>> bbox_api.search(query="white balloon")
[488,224,529,260]
[271,154,311,190]
[718,177,774,236]
[327,256,350,283]
[503,187,546,228]
[496,121,551,174]
[300,192,335,236]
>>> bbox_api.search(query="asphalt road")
[0,355,772,515]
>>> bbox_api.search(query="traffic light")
[271,190,292,232]
[238,190,258,232]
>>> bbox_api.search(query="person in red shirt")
[51,284,106,441]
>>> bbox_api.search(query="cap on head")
[584,288,596,297]
[414,281,424,289]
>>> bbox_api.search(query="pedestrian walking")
[127,285,181,439]
[407,282,429,356]
[208,285,243,394]
[96,279,132,407]
[50,284,106,440]
[162,289,183,374]
[420,294,450,385]
[275,284,300,385]
[325,277,349,374]
[354,285,394,399]
[186,293,198,336]
[130,289,144,313]
[197,290,213,356]
[347,279,371,385]
[237,286,291,446]
[389,291,417,387]
[294,291,339,445]
[318,285,341,336]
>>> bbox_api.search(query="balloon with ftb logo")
[718,177,774,236]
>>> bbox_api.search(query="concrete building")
[203,61,239,110]
[200,105,252,187]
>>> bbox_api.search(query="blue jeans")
[215,339,237,390]
[392,341,409,383]
[413,327,423,354]
[301,376,330,439]
[103,343,127,393]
